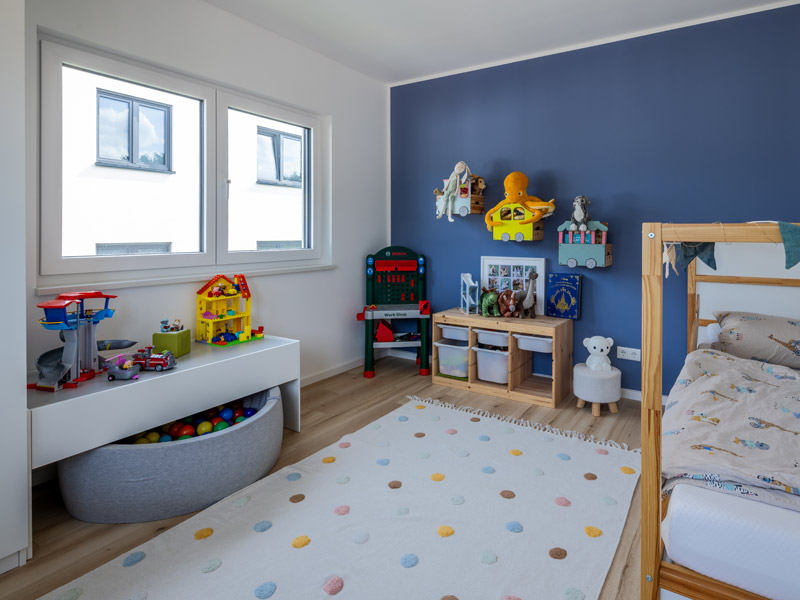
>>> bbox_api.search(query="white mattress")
[662,483,800,600]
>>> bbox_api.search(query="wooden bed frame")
[641,222,800,600]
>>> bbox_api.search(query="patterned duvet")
[662,349,800,511]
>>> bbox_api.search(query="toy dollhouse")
[196,274,264,346]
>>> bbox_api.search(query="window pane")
[282,136,302,183]
[62,66,202,257]
[257,133,277,181]
[228,107,308,252]
[98,96,130,161]
[138,105,166,165]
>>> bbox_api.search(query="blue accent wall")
[390,5,800,393]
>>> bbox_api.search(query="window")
[96,90,172,172]
[257,127,302,187]
[39,39,329,285]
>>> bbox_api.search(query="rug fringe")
[407,396,641,453]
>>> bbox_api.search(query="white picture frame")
[480,256,546,316]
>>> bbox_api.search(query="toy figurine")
[460,273,479,314]
[569,195,591,232]
[435,161,471,222]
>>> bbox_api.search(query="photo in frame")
[480,256,546,317]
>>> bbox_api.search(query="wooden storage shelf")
[432,308,573,408]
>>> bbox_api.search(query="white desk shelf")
[28,335,300,468]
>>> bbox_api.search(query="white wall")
[26,0,390,384]
[1,0,31,569]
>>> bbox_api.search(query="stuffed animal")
[470,175,486,196]
[583,335,614,371]
[436,161,471,222]
[479,288,500,317]
[512,270,538,318]
[497,290,519,318]
[569,195,591,232]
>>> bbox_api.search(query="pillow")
[712,311,800,369]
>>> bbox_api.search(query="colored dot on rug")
[438,525,455,537]
[56,588,82,600]
[563,587,585,600]
[549,547,567,560]
[401,553,419,568]
[337,476,350,485]
[398,416,409,422]
[584,473,597,480]
[500,490,516,499]
[430,415,441,421]
[286,472,302,481]
[431,473,446,481]
[510,449,523,456]
[322,456,336,464]
[352,531,370,544]
[557,453,571,461]
[201,558,222,573]
[389,480,402,489]
[555,497,571,507]
[602,496,618,506]
[253,520,272,533]
[532,468,544,476]
[338,442,351,448]
[254,582,277,599]
[451,495,465,505]
[395,505,409,516]
[323,576,344,595]
[584,526,603,538]
[415,404,426,409]
[596,448,609,455]
[377,458,390,466]
[453,448,470,457]
[482,466,496,474]
[122,551,145,567]
[194,527,213,540]
[372,423,382,429]
[479,550,498,564]
[419,451,431,459]
[290,494,305,503]
[471,417,481,422]
[505,597,522,600]
[505,427,515,434]
[478,435,490,441]
[414,432,426,438]
[506,521,523,533]
[446,428,458,435]
[442,596,459,600]
[620,466,636,474]
[334,505,351,515]
[292,536,311,548]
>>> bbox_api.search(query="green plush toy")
[479,288,500,317]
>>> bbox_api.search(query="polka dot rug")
[40,397,640,600]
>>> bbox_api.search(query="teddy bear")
[497,289,519,318]
[583,335,614,371]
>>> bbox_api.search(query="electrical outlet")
[616,346,641,361]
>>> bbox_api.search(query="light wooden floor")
[0,357,641,600]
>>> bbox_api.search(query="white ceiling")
[205,0,795,84]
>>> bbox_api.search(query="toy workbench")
[357,246,430,378]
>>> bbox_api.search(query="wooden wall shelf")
[431,309,573,408]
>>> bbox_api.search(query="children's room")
[2,1,799,599]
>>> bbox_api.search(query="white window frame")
[38,38,331,290]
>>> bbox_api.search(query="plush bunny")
[583,335,614,371]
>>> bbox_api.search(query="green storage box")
[152,328,192,358]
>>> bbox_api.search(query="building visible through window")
[257,126,303,187]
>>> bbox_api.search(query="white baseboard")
[0,549,26,575]
[301,350,389,388]
[621,387,669,405]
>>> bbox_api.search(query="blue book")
[546,273,581,319]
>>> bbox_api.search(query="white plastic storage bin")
[512,333,553,353]
[472,346,509,384]
[473,328,509,347]
[434,339,469,378]
[436,324,469,342]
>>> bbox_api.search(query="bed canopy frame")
[641,222,800,600]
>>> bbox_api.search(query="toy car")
[131,346,176,372]
[107,360,141,381]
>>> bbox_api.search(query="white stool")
[573,363,621,417]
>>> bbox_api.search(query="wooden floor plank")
[0,357,640,599]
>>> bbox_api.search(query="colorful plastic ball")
[134,432,146,440]
[161,422,174,433]
[219,408,234,421]
[168,423,184,438]
[159,435,173,443]
[213,421,230,432]
[244,408,257,418]
[211,417,224,426]
[182,417,194,424]
[134,438,150,444]
[216,405,226,412]
[177,435,193,440]
[233,408,245,420]
[145,431,161,443]
[205,409,218,420]
[232,400,244,409]
[235,416,246,424]
[196,421,213,436]
[178,424,195,438]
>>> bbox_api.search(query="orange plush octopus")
[485,171,556,231]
